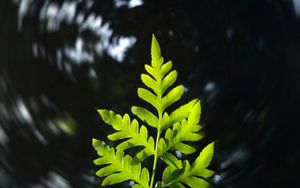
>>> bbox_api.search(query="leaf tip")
[131,106,137,112]
[92,138,103,150]
[97,109,107,118]
[92,138,96,147]
[151,34,161,60]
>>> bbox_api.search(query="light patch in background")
[293,0,300,17]
[80,13,104,34]
[220,148,250,169]
[15,98,48,145]
[175,151,183,158]
[19,0,138,81]
[65,37,94,64]
[115,0,143,8]
[128,0,143,8]
[17,99,33,124]
[88,68,97,79]
[78,13,137,62]
[204,81,220,102]
[53,116,77,136]
[0,127,9,145]
[129,180,135,186]
[31,171,71,188]
[17,0,33,29]
[204,81,217,93]
[107,37,137,62]
[213,174,222,183]
[39,1,77,32]
[227,26,233,40]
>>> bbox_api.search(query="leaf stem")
[150,111,162,188]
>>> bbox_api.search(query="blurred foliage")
[0,0,299,187]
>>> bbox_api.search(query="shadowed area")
[0,0,299,187]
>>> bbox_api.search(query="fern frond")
[92,34,214,188]
[92,139,150,187]
[163,100,204,155]
[158,100,205,169]
[136,35,184,118]
[98,109,155,159]
[162,143,214,188]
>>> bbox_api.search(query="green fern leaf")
[137,36,184,116]
[131,106,158,128]
[92,139,150,187]
[92,34,214,188]
[160,152,183,169]
[162,143,214,188]
[161,85,184,112]
[159,100,204,162]
[98,109,155,158]
[161,99,198,130]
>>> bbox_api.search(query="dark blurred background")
[0,0,300,187]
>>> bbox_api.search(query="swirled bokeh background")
[0,0,299,187]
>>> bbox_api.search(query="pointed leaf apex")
[151,34,161,60]
[194,142,214,170]
[187,100,202,125]
[97,109,107,118]
[92,138,97,146]
[92,138,104,151]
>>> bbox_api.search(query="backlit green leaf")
[131,106,158,128]
[161,145,214,188]
[93,35,214,188]
[187,99,201,127]
[160,152,183,169]
[92,139,150,187]
[98,110,123,130]
[194,142,214,170]
[161,85,184,111]
[145,64,159,81]
[159,101,205,156]
[160,60,173,78]
[174,142,196,154]
[161,99,198,130]
[161,70,177,94]
[158,138,167,155]
[151,34,162,68]
[141,74,159,94]
[98,110,155,160]
[138,88,158,110]
[181,176,209,188]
